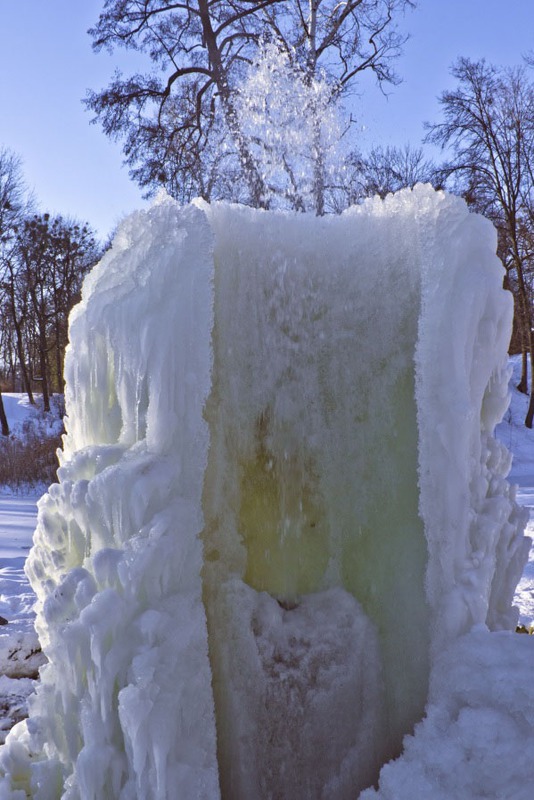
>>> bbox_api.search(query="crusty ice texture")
[0,186,529,799]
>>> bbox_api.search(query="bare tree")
[11,214,100,409]
[86,0,278,208]
[358,143,440,198]
[0,148,34,432]
[259,0,415,211]
[269,0,414,85]
[0,152,100,424]
[426,58,534,427]
[2,254,35,405]
[86,0,414,211]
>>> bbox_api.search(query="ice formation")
[0,186,530,799]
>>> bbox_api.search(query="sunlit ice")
[0,186,529,799]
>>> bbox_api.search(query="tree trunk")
[518,342,528,394]
[516,289,530,393]
[56,343,63,394]
[509,247,533,426]
[35,304,51,413]
[197,0,269,209]
[525,345,534,428]
[224,100,269,209]
[54,318,63,394]
[0,392,9,436]
[39,334,50,413]
[6,273,35,404]
[306,3,324,215]
[14,322,34,405]
[312,114,325,216]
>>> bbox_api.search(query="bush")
[0,429,63,490]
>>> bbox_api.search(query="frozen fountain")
[0,186,529,799]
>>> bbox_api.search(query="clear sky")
[0,0,533,239]
[358,0,534,153]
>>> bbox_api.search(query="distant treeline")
[0,149,101,423]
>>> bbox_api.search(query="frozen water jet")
[0,186,528,799]
[201,201,430,796]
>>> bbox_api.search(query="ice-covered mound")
[361,627,534,800]
[0,186,530,799]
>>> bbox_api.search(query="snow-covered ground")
[0,491,45,743]
[0,396,37,434]
[514,488,534,625]
[1,394,63,440]
[495,355,534,627]
[0,395,50,743]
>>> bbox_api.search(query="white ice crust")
[0,186,530,799]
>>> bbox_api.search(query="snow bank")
[0,397,38,435]
[361,627,534,800]
[0,494,45,746]
[0,394,64,442]
[354,356,534,800]
[0,186,529,799]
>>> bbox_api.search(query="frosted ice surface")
[0,200,219,799]
[0,187,529,799]
[210,582,386,799]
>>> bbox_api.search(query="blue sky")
[0,0,533,238]
[359,0,534,152]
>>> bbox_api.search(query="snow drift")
[0,186,530,799]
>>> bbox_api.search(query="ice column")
[201,198,432,796]
[0,187,527,800]
[0,200,220,799]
